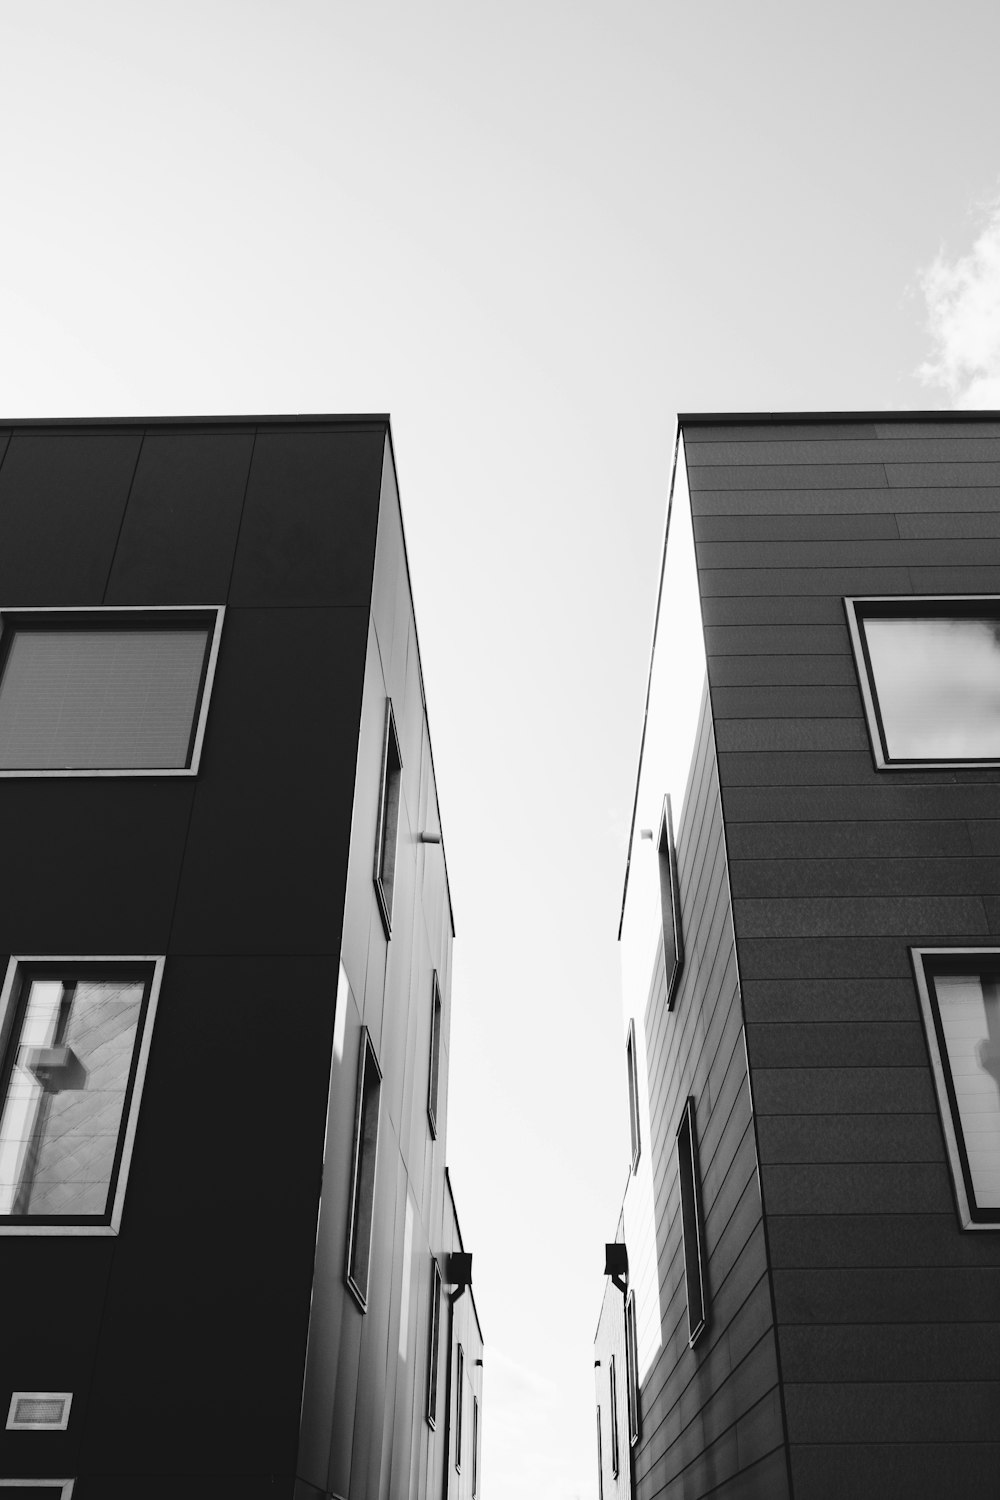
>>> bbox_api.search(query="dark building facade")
[596,412,1000,1499]
[0,416,483,1499]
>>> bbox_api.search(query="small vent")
[6,1391,72,1430]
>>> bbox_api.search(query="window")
[472,1394,479,1497]
[426,1258,442,1427]
[626,1019,641,1172]
[608,1354,620,1477]
[0,607,222,775]
[455,1343,464,1471]
[658,796,684,1009]
[0,958,163,1234]
[596,1405,604,1500]
[912,949,1000,1229]
[625,1290,640,1445]
[6,1393,72,1431]
[677,1096,708,1344]
[0,1484,75,1498]
[847,596,1000,768]
[373,700,403,936]
[345,1027,382,1309]
[427,971,442,1138]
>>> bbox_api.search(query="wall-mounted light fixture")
[604,1242,629,1298]
[420,831,442,844]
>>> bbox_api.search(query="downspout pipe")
[440,1252,472,1500]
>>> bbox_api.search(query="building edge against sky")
[0,415,483,1499]
[596,410,1000,1499]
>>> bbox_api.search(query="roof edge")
[678,408,1000,425]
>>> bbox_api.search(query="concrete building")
[0,416,483,1499]
[596,412,1000,1499]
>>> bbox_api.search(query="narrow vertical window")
[625,1290,640,1444]
[426,1258,442,1427]
[677,1096,708,1344]
[626,1019,641,1171]
[0,957,163,1233]
[658,795,684,1009]
[608,1355,620,1477]
[427,971,443,1138]
[911,948,1000,1228]
[373,700,402,936]
[596,1405,604,1499]
[455,1343,464,1471]
[472,1395,479,1496]
[345,1028,382,1309]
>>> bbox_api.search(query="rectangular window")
[608,1354,620,1477]
[626,1019,641,1172]
[455,1343,464,1471]
[596,1405,604,1500]
[0,607,222,775]
[472,1395,479,1497]
[0,1484,74,1498]
[345,1028,382,1309]
[373,700,403,935]
[0,957,163,1234]
[427,971,442,1138]
[912,948,1000,1228]
[426,1258,442,1427]
[658,795,684,1009]
[625,1289,640,1445]
[677,1096,708,1344]
[847,596,1000,768]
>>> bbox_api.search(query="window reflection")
[864,616,1000,761]
[0,975,145,1217]
[935,972,1000,1211]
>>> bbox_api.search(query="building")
[596,411,1000,1499]
[0,416,483,1500]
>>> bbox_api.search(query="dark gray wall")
[686,415,1000,1499]
[632,687,789,1499]
[0,419,386,1496]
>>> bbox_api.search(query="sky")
[2,3,1000,1495]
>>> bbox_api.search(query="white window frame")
[846,595,1000,771]
[345,1026,382,1310]
[0,605,224,777]
[911,947,1000,1230]
[626,1019,641,1172]
[0,1483,75,1497]
[0,956,164,1236]
[658,795,684,1009]
[373,699,403,936]
[6,1392,73,1432]
[677,1095,708,1345]
[427,971,443,1139]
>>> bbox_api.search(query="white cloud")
[918,194,1000,408]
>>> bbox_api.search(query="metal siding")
[691,416,1000,1492]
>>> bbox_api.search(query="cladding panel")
[688,416,1000,1480]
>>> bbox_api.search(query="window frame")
[677,1095,708,1345]
[472,1393,479,1497]
[0,1484,75,1497]
[608,1353,620,1478]
[0,605,224,777]
[658,795,684,1009]
[426,1257,442,1428]
[455,1342,464,1472]
[596,1404,604,1500]
[6,1392,72,1432]
[625,1288,640,1446]
[373,699,403,936]
[846,595,1000,770]
[0,955,164,1237]
[427,970,443,1139]
[911,946,1000,1230]
[626,1019,641,1173]
[345,1026,383,1310]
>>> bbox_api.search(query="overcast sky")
[2,4,1000,1496]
